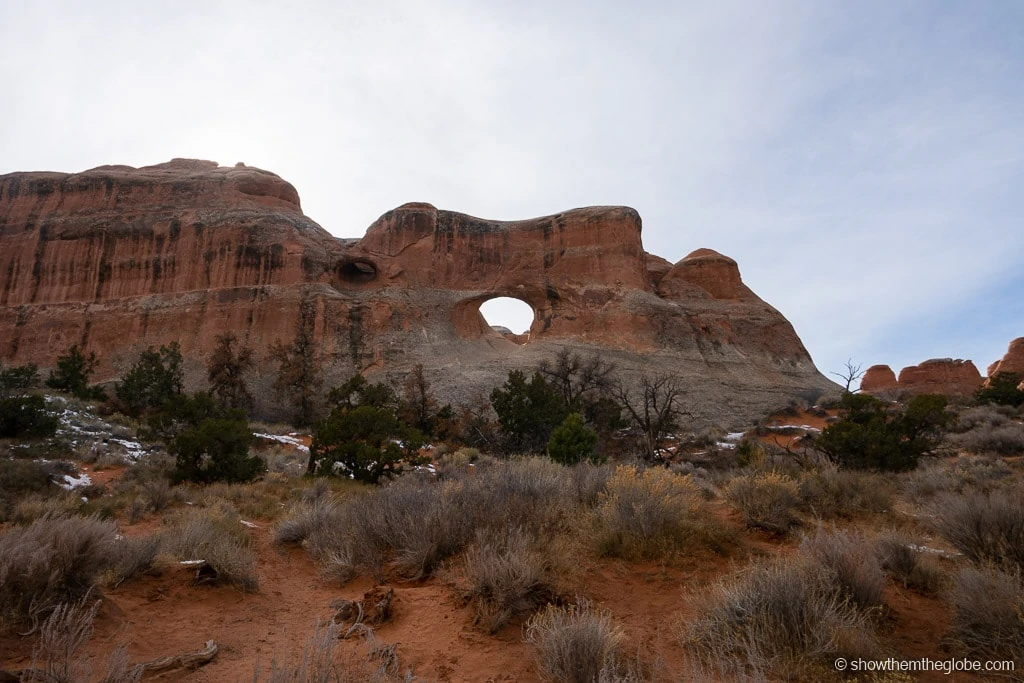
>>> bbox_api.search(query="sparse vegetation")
[681,535,883,681]
[270,303,322,427]
[933,487,1024,572]
[948,566,1024,664]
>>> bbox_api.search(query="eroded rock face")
[862,358,983,397]
[0,160,838,427]
[860,365,898,394]
[897,359,983,397]
[987,337,1024,378]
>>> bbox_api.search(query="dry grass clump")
[162,506,259,591]
[525,600,628,683]
[902,456,1013,500]
[0,459,58,521]
[104,535,162,588]
[947,405,1024,455]
[801,528,885,611]
[0,515,117,631]
[462,527,560,633]
[874,531,945,594]
[595,465,730,559]
[680,534,884,681]
[948,566,1024,665]
[724,470,801,533]
[797,465,894,520]
[933,487,1024,572]
[279,458,588,583]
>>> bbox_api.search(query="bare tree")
[612,374,689,459]
[537,348,616,410]
[830,358,865,393]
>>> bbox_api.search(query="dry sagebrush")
[525,600,631,683]
[680,530,886,681]
[276,459,604,583]
[0,515,117,631]
[595,465,731,559]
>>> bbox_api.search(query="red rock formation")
[895,359,983,397]
[0,160,838,426]
[860,365,898,394]
[987,337,1024,378]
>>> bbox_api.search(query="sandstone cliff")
[0,159,838,427]
[860,359,983,398]
[987,337,1024,378]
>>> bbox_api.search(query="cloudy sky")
[2,1,1021,378]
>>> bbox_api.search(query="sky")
[2,1,1022,379]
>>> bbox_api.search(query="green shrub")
[547,412,599,465]
[491,370,568,454]
[975,372,1024,407]
[0,394,58,438]
[170,415,263,484]
[45,345,106,400]
[816,392,952,471]
[0,362,40,396]
[114,342,183,418]
[308,405,425,484]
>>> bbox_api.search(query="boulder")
[860,365,898,394]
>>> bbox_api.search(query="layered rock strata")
[0,159,838,426]
[860,359,983,398]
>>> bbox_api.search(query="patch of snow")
[179,560,206,566]
[715,442,738,450]
[240,520,260,529]
[724,432,746,442]
[254,432,310,453]
[60,471,93,490]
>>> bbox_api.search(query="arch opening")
[337,260,377,284]
[479,297,536,345]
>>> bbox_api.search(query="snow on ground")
[46,396,152,461]
[254,432,310,453]
[60,471,93,490]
